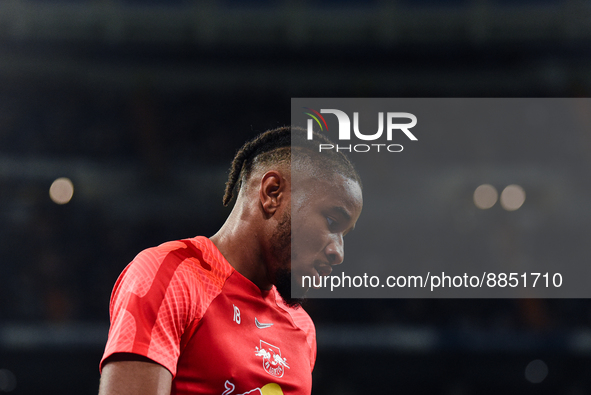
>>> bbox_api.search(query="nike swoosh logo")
[255,317,273,329]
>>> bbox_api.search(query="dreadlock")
[222,126,361,206]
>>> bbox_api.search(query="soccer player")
[98,126,363,395]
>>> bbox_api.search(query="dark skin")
[210,167,292,292]
[99,354,173,395]
[98,164,363,395]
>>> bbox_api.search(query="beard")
[274,266,307,308]
[269,211,306,308]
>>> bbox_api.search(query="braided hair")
[222,126,361,206]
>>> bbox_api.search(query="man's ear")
[259,170,287,216]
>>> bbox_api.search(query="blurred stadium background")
[2,0,591,394]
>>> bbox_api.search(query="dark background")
[2,0,591,394]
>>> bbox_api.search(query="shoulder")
[279,300,316,337]
[130,236,230,271]
[111,236,235,315]
[102,237,236,375]
[272,289,317,368]
[123,236,233,284]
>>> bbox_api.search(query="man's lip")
[315,265,333,276]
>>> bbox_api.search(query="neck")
[209,206,272,291]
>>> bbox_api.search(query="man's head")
[223,126,363,306]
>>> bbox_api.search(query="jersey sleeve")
[100,241,201,377]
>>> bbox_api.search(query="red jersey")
[101,236,316,395]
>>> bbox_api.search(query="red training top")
[101,236,316,395]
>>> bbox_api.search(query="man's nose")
[325,235,344,266]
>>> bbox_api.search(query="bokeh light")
[524,359,548,384]
[0,369,16,392]
[49,177,74,205]
[500,184,526,211]
[473,184,498,209]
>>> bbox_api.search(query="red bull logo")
[222,380,284,395]
[255,341,290,378]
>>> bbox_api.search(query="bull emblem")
[254,341,290,378]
